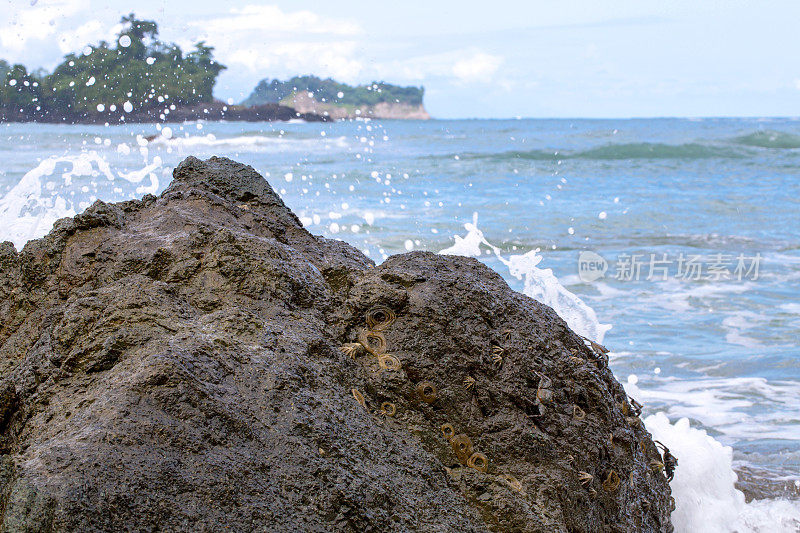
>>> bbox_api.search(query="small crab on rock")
[655,441,678,482]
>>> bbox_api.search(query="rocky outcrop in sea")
[0,156,673,531]
[290,91,431,120]
[0,102,329,124]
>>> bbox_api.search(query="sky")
[1,0,800,118]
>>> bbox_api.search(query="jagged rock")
[0,156,673,531]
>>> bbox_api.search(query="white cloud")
[452,52,503,83]
[189,5,364,82]
[373,50,505,86]
[199,5,361,36]
[0,0,84,54]
[57,19,107,54]
[227,41,363,81]
[375,52,461,81]
[0,1,121,69]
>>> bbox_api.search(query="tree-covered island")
[242,76,429,119]
[0,14,234,123]
[243,76,424,107]
[1,14,427,122]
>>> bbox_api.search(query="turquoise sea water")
[2,117,799,527]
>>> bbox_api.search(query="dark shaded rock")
[0,156,673,531]
[0,101,330,124]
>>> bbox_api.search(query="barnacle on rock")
[491,346,504,367]
[416,381,438,404]
[602,470,620,492]
[536,373,553,403]
[467,452,488,472]
[499,473,523,493]
[358,329,387,356]
[451,434,474,464]
[568,356,585,365]
[352,388,366,408]
[573,404,586,421]
[578,471,593,486]
[339,343,364,359]
[626,416,640,427]
[441,423,455,441]
[502,328,513,341]
[378,354,402,371]
[463,375,476,391]
[366,306,396,331]
[380,402,396,417]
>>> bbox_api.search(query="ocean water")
[2,117,799,531]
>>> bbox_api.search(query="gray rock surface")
[0,156,673,531]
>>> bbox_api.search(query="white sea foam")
[626,378,800,441]
[646,413,800,533]
[439,212,611,343]
[779,303,800,314]
[147,133,349,152]
[647,278,755,314]
[0,151,162,249]
[722,311,766,348]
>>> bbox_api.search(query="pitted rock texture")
[0,156,673,532]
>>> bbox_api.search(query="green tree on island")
[0,14,226,121]
[0,64,43,115]
[242,75,424,108]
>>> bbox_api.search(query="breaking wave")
[732,130,800,149]
[461,142,745,162]
[646,414,800,533]
[146,132,349,152]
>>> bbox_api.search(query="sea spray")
[439,212,611,343]
[645,413,800,533]
[0,152,162,249]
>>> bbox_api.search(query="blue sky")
[2,0,799,118]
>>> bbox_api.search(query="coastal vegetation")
[0,14,426,122]
[242,75,424,108]
[0,14,225,121]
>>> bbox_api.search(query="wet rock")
[0,156,673,531]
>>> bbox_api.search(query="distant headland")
[0,14,427,124]
[243,76,429,120]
